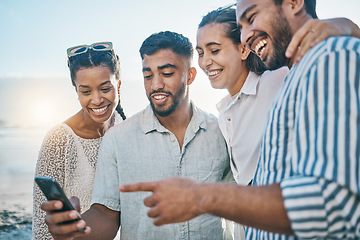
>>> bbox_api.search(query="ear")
[283,0,305,16]
[187,67,197,86]
[117,80,121,95]
[239,44,251,60]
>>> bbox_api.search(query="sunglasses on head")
[217,2,236,11]
[67,42,113,58]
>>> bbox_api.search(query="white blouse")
[32,120,114,239]
[217,67,289,185]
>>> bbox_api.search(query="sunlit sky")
[0,0,359,127]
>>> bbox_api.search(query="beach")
[0,172,33,239]
[0,126,44,239]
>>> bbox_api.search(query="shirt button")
[181,222,185,226]
[227,118,231,121]
[170,137,175,142]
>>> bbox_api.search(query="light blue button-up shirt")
[92,103,232,240]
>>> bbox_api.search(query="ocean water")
[0,125,46,239]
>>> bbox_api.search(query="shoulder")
[258,66,289,89]
[301,36,360,68]
[321,36,360,54]
[103,109,144,137]
[261,66,289,80]
[42,123,72,144]
[192,104,222,133]
[193,104,218,123]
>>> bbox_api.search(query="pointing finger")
[119,181,157,192]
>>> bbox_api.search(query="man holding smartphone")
[41,31,232,240]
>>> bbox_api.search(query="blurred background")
[0,0,359,238]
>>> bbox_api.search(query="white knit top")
[32,123,103,239]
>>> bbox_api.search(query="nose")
[151,74,165,91]
[240,27,253,47]
[199,52,212,70]
[91,91,104,105]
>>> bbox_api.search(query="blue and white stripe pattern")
[246,36,360,239]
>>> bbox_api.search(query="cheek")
[107,90,118,103]
[198,58,205,70]
[144,80,151,93]
[77,95,89,109]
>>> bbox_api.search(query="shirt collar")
[140,102,207,134]
[216,71,261,111]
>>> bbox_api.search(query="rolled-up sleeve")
[91,128,121,211]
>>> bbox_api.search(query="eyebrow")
[142,67,151,72]
[158,63,177,70]
[142,63,177,72]
[78,81,111,88]
[239,4,257,22]
[196,42,221,50]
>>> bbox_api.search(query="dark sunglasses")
[66,42,113,58]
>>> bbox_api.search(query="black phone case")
[35,176,75,212]
[34,176,84,229]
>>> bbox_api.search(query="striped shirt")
[246,36,360,239]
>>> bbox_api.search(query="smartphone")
[35,176,85,230]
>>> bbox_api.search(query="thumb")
[69,196,81,213]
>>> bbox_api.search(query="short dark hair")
[139,31,193,60]
[273,0,318,18]
[67,48,126,120]
[199,8,266,75]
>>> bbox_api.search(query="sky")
[0,0,359,127]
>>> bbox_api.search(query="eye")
[101,87,112,92]
[248,13,255,23]
[143,74,153,80]
[211,49,220,54]
[80,90,90,95]
[197,50,204,57]
[162,72,174,77]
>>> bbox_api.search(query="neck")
[156,97,193,150]
[229,67,250,96]
[67,110,114,139]
[156,98,193,130]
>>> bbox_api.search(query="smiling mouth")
[91,105,109,114]
[153,94,166,100]
[206,69,222,79]
[254,39,268,57]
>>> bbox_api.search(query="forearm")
[198,183,293,235]
[76,204,120,240]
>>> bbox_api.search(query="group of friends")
[32,0,360,239]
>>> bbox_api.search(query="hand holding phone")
[35,176,86,230]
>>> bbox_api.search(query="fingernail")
[54,202,62,208]
[77,220,85,228]
[70,211,78,218]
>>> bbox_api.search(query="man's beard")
[148,82,187,117]
[265,12,293,70]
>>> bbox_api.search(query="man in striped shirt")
[121,0,360,239]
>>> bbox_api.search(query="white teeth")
[207,70,220,76]
[154,95,166,100]
[254,39,267,55]
[92,106,108,113]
